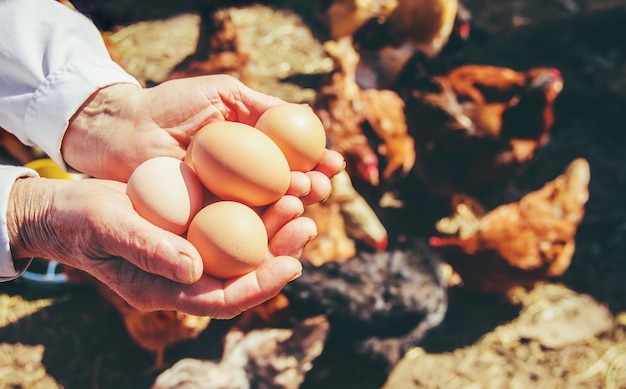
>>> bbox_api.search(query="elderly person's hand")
[8,177,321,318]
[20,74,344,318]
[62,74,344,203]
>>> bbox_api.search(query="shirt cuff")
[23,58,141,172]
[0,166,39,281]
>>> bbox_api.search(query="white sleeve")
[0,0,141,171]
[0,166,38,281]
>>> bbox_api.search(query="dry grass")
[385,284,626,389]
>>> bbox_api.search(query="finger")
[120,256,302,318]
[268,216,317,258]
[215,75,286,125]
[300,170,332,204]
[94,248,303,319]
[260,195,304,238]
[218,256,302,318]
[314,149,345,178]
[106,214,204,285]
[286,171,312,198]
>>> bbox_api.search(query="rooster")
[429,158,590,296]
[400,63,564,195]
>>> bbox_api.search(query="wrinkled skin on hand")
[8,178,323,318]
[13,74,345,318]
[61,74,343,204]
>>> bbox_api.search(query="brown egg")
[254,103,327,172]
[191,121,291,207]
[126,157,204,235]
[187,201,268,279]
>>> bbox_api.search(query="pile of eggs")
[126,103,326,279]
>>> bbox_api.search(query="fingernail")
[288,271,302,282]
[174,255,196,284]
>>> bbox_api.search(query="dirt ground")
[2,0,626,388]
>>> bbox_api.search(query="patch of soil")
[2,1,626,388]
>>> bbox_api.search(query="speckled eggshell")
[254,103,327,172]
[191,121,291,207]
[187,201,268,279]
[126,156,204,235]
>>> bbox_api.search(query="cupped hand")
[62,74,344,195]
[7,177,316,318]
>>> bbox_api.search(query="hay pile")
[384,284,626,388]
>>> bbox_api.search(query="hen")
[400,63,564,195]
[430,158,591,296]
[281,238,448,369]
[92,280,211,370]
[151,315,329,389]
[314,37,416,187]
[165,6,250,84]
[314,37,381,186]
[360,88,416,180]
[322,0,399,39]
[353,0,459,88]
[303,169,388,266]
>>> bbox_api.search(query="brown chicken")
[92,280,211,370]
[314,37,415,187]
[322,0,399,39]
[400,63,564,195]
[314,37,381,186]
[353,0,459,88]
[152,315,330,389]
[303,169,388,266]
[360,88,416,179]
[165,6,251,84]
[429,158,590,296]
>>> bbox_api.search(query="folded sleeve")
[0,165,38,281]
[0,0,141,171]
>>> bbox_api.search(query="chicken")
[429,158,591,296]
[314,37,416,187]
[281,238,448,369]
[165,6,251,84]
[151,315,330,389]
[322,0,399,39]
[399,63,564,195]
[360,88,416,179]
[93,280,211,370]
[303,169,388,266]
[352,0,459,88]
[314,37,381,186]
[439,0,471,55]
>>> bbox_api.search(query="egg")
[254,103,327,172]
[187,201,268,279]
[191,121,291,207]
[126,156,204,235]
